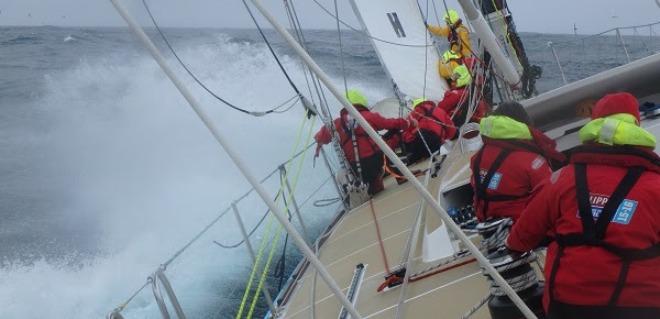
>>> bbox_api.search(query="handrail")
[537,20,660,49]
[543,20,660,89]
[151,269,187,319]
[106,140,339,317]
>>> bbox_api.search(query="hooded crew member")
[314,89,414,195]
[437,65,488,130]
[471,101,566,222]
[428,9,472,59]
[507,92,660,319]
[402,98,456,164]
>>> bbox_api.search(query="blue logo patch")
[480,170,503,190]
[488,173,503,190]
[579,194,638,225]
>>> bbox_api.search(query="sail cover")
[349,0,448,101]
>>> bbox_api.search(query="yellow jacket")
[428,24,472,58]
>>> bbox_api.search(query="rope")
[141,0,299,117]
[239,113,316,318]
[241,0,305,99]
[235,216,276,319]
[247,223,283,318]
[369,199,392,274]
[313,197,341,207]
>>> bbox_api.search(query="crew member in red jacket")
[507,92,660,318]
[471,101,565,222]
[402,98,456,164]
[437,64,489,131]
[314,89,415,195]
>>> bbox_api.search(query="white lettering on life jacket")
[531,155,545,170]
[576,193,638,225]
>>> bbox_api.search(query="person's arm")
[506,173,561,252]
[437,90,460,113]
[428,24,449,37]
[314,126,332,145]
[367,112,411,131]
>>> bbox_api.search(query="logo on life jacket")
[577,193,638,225]
[479,169,503,190]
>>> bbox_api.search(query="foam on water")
[0,31,388,319]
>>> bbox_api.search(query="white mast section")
[249,0,537,318]
[108,1,362,318]
[455,0,522,87]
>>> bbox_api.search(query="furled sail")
[349,0,448,101]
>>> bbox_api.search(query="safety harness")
[549,163,660,307]
[472,141,543,219]
[447,22,466,56]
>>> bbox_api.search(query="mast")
[454,0,521,87]
[249,0,538,318]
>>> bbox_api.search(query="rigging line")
[430,0,442,25]
[141,0,296,117]
[247,223,283,318]
[241,0,304,97]
[334,0,348,94]
[213,200,274,249]
[283,1,317,108]
[235,216,276,319]
[288,0,332,118]
[309,0,433,48]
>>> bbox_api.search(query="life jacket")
[447,22,469,57]
[471,138,547,220]
[404,101,455,143]
[547,145,660,316]
[335,108,379,162]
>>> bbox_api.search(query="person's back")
[471,102,564,222]
[507,92,660,319]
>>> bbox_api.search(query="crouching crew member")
[507,92,660,319]
[471,101,565,222]
[314,89,415,195]
[402,98,456,164]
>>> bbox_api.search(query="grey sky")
[1,0,659,34]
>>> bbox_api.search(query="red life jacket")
[314,107,409,162]
[470,138,552,221]
[508,145,660,315]
[403,101,455,143]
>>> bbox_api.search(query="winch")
[476,218,546,319]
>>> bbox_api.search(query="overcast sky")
[1,0,659,34]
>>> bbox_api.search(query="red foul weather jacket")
[470,137,553,222]
[437,88,488,124]
[314,107,409,162]
[507,144,660,313]
[402,101,456,143]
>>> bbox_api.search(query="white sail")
[349,0,448,101]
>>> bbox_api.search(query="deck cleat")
[376,267,407,293]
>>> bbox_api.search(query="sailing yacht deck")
[280,151,491,319]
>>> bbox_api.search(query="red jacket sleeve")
[506,170,562,252]
[366,111,410,131]
[437,90,463,113]
[314,126,332,145]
